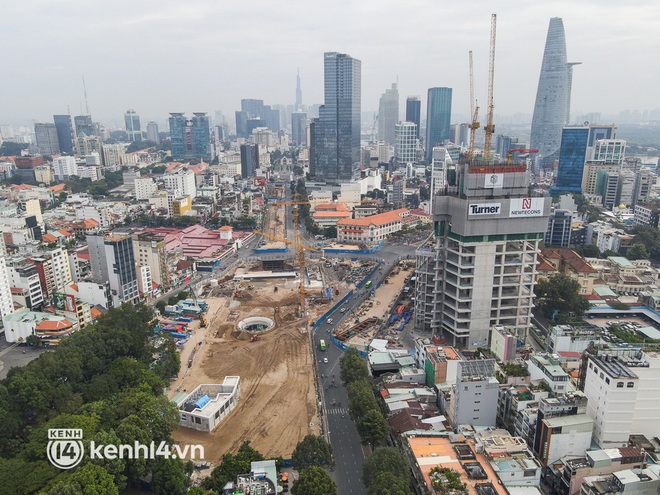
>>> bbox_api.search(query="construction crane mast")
[467,50,480,160]
[483,13,497,162]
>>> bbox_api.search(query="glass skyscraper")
[425,87,452,162]
[313,52,361,182]
[530,17,580,172]
[406,96,421,138]
[551,126,589,195]
[53,115,75,154]
[377,83,398,145]
[124,109,142,142]
[169,113,212,161]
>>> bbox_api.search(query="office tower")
[405,96,421,138]
[428,147,453,213]
[425,87,452,162]
[169,113,212,161]
[235,111,248,138]
[496,135,520,159]
[240,143,259,178]
[530,17,580,171]
[146,121,159,144]
[76,135,102,159]
[452,123,469,148]
[394,122,417,166]
[308,118,319,176]
[291,112,307,146]
[87,234,139,306]
[313,51,361,182]
[593,139,625,164]
[377,83,399,145]
[0,237,13,325]
[247,118,266,136]
[74,115,94,136]
[163,169,196,198]
[545,209,574,247]
[53,115,75,154]
[295,69,303,110]
[552,124,616,196]
[596,170,620,210]
[34,123,61,155]
[241,99,264,117]
[392,178,404,206]
[52,156,79,180]
[415,161,550,348]
[264,106,280,133]
[124,109,142,142]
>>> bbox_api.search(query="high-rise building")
[76,135,102,159]
[291,112,307,146]
[52,156,79,180]
[133,233,170,290]
[146,121,160,144]
[264,106,280,133]
[34,123,61,155]
[394,122,417,166]
[124,109,142,142]
[240,143,259,178]
[378,83,399,145]
[312,51,361,182]
[425,87,452,162]
[163,169,196,198]
[241,99,264,118]
[235,111,248,138]
[6,258,44,310]
[295,69,303,111]
[74,115,94,136]
[0,237,13,326]
[405,96,421,139]
[53,115,75,154]
[169,113,212,161]
[87,234,139,306]
[415,162,550,348]
[530,18,580,171]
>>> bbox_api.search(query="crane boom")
[468,51,480,160]
[483,13,497,162]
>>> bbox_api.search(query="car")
[327,318,333,324]
[340,308,346,313]
[323,358,328,363]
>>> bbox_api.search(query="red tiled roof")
[90,308,102,319]
[219,226,233,231]
[541,247,597,274]
[49,184,66,192]
[35,319,74,331]
[558,351,582,358]
[42,233,58,243]
[337,208,409,228]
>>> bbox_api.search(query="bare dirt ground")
[171,283,320,464]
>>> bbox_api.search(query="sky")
[2,0,660,128]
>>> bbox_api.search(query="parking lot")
[0,335,47,379]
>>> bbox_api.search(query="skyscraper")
[378,83,399,145]
[291,112,307,146]
[295,69,303,111]
[53,115,75,154]
[169,113,212,161]
[406,97,421,138]
[240,143,259,178]
[394,122,417,166]
[425,88,452,162]
[146,121,159,144]
[313,51,361,182]
[34,123,61,155]
[87,234,139,306]
[124,109,142,142]
[530,17,580,172]
[74,115,94,136]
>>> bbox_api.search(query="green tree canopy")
[203,441,264,492]
[628,243,650,260]
[362,448,410,488]
[347,380,379,421]
[44,463,119,495]
[534,273,590,321]
[339,348,369,384]
[356,409,390,449]
[292,435,335,471]
[291,466,337,495]
[366,471,410,495]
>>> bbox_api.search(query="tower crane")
[467,50,480,161]
[483,13,497,162]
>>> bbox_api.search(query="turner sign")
[469,203,501,216]
[509,197,544,217]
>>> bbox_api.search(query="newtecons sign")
[469,203,502,216]
[509,197,544,217]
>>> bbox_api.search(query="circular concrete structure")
[237,316,275,333]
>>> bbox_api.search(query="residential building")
[405,96,421,139]
[87,234,139,306]
[377,83,399,145]
[546,324,603,354]
[530,17,578,171]
[580,468,659,495]
[29,248,72,299]
[526,354,572,393]
[76,135,102,159]
[0,237,14,326]
[583,349,660,448]
[496,384,549,444]
[582,162,620,195]
[476,429,543,487]
[53,115,76,154]
[394,122,417,166]
[414,162,550,348]
[134,177,158,200]
[448,358,499,427]
[171,196,191,217]
[169,112,212,161]
[6,258,44,310]
[76,280,113,309]
[133,232,170,289]
[34,123,61,155]
[633,201,660,228]
[425,87,452,162]
[124,109,142,142]
[52,156,78,180]
[545,209,575,247]
[163,169,196,198]
[146,121,159,143]
[312,51,361,182]
[336,208,410,244]
[533,393,589,462]
[240,143,259,178]
[102,143,129,170]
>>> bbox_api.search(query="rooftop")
[337,208,409,228]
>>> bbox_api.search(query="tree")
[45,463,119,495]
[367,472,410,495]
[323,226,337,239]
[628,243,650,260]
[356,409,390,449]
[580,244,600,258]
[419,186,430,201]
[293,166,304,176]
[150,457,192,495]
[26,334,40,347]
[0,142,29,156]
[204,441,264,491]
[534,273,590,321]
[292,435,334,471]
[291,466,337,495]
[339,348,369,384]
[362,448,410,488]
[632,225,660,256]
[347,380,378,421]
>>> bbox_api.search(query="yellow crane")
[467,50,480,161]
[483,13,497,162]
[253,229,322,316]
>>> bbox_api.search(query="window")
[617,382,624,388]
[605,377,610,384]
[627,382,634,388]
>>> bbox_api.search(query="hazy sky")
[2,0,660,127]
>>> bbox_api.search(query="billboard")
[65,294,76,312]
[53,292,66,310]
[509,197,544,217]
[468,203,502,216]
[484,173,504,188]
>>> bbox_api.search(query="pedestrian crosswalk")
[327,407,348,415]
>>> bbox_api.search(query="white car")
[340,308,346,313]
[323,358,328,363]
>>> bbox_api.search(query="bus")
[319,339,327,351]
[365,280,373,289]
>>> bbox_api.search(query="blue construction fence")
[324,241,384,255]
[357,261,383,289]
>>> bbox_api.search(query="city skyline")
[2,1,659,126]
